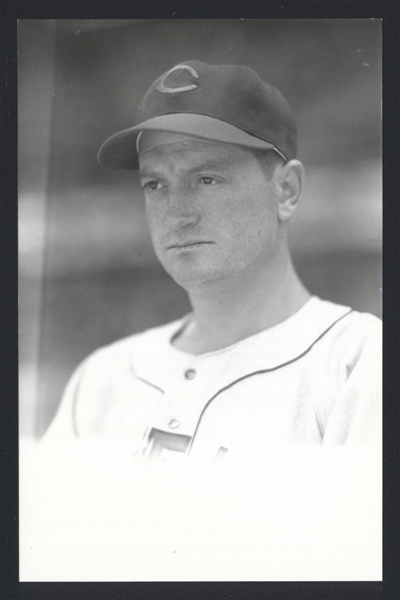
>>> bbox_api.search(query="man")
[45,60,381,465]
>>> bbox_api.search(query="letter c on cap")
[156,64,199,94]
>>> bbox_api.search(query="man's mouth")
[167,241,214,250]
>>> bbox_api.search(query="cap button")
[184,368,197,380]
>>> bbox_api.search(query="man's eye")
[143,181,162,191]
[198,176,218,185]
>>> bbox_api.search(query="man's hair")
[250,149,285,179]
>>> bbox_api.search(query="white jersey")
[45,296,382,464]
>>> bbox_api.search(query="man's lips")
[166,241,214,250]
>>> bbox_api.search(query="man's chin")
[166,266,225,292]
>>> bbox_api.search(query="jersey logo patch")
[143,428,192,462]
[156,64,200,94]
[142,428,229,464]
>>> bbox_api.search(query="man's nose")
[164,185,200,229]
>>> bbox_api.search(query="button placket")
[149,357,227,437]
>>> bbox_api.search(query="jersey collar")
[130,297,353,392]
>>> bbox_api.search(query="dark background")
[18,19,382,438]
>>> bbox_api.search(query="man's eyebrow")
[139,167,163,179]
[140,158,233,178]
[186,158,232,173]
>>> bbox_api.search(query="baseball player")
[44,61,382,465]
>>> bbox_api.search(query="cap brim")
[97,113,281,170]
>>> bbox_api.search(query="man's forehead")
[139,131,224,154]
[137,132,257,171]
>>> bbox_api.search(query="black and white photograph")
[17,18,383,584]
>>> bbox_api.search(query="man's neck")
[173,258,311,355]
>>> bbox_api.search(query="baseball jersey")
[44,296,382,465]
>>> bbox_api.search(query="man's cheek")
[147,216,162,245]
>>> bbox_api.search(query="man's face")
[139,132,283,291]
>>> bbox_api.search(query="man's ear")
[275,160,305,222]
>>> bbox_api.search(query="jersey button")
[168,418,181,429]
[184,368,197,380]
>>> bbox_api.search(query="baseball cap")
[97,60,297,170]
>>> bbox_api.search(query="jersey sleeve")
[321,313,382,447]
[40,355,95,446]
